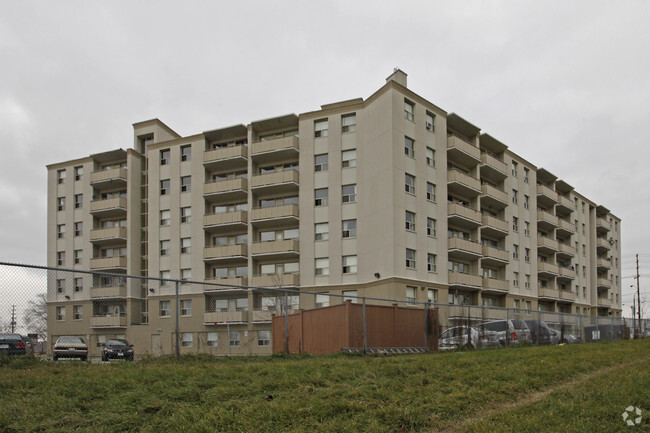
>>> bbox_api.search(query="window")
[315,222,329,241]
[315,119,328,137]
[342,149,357,168]
[427,254,437,272]
[524,195,529,209]
[160,270,171,286]
[73,305,82,320]
[314,154,328,172]
[342,219,357,238]
[582,266,586,277]
[513,217,519,232]
[74,194,82,209]
[525,248,530,263]
[426,182,436,201]
[315,188,328,206]
[343,290,358,303]
[426,147,435,167]
[513,244,519,259]
[427,289,437,304]
[582,224,586,236]
[56,306,65,321]
[229,332,241,347]
[315,258,329,276]
[405,173,415,194]
[181,333,193,347]
[406,248,416,269]
[512,161,518,177]
[512,189,518,204]
[258,330,271,346]
[342,114,356,133]
[56,279,65,293]
[74,250,82,265]
[57,251,65,266]
[57,197,65,211]
[159,301,171,317]
[524,221,530,236]
[582,244,586,257]
[57,169,66,184]
[427,218,436,237]
[406,286,416,305]
[524,301,531,313]
[207,332,218,347]
[160,179,170,195]
[180,300,192,316]
[160,240,170,256]
[513,272,519,287]
[57,224,65,239]
[181,207,191,223]
[426,112,435,132]
[181,269,191,281]
[404,100,414,121]
[315,293,330,308]
[74,166,83,181]
[160,149,170,165]
[342,184,357,203]
[181,145,191,162]
[181,237,191,254]
[514,299,520,311]
[342,255,357,274]
[523,167,529,183]
[160,210,170,226]
[404,136,415,157]
[583,287,586,298]
[74,221,82,237]
[525,274,530,289]
[405,211,415,231]
[181,176,191,192]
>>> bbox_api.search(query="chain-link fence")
[0,262,637,360]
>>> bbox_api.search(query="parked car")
[438,326,499,350]
[101,339,134,361]
[524,320,553,345]
[53,336,88,361]
[481,319,532,346]
[0,333,27,356]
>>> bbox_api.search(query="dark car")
[0,333,27,355]
[53,336,88,361]
[101,339,134,361]
[525,320,553,345]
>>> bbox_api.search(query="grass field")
[0,340,648,432]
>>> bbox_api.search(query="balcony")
[203,211,248,232]
[597,237,612,252]
[204,310,248,324]
[559,290,576,302]
[251,170,299,195]
[480,183,508,209]
[481,215,508,238]
[90,285,126,298]
[557,243,575,258]
[596,217,611,235]
[447,134,480,166]
[537,210,559,230]
[556,218,575,236]
[251,239,299,259]
[448,237,482,260]
[89,197,127,218]
[537,236,559,253]
[90,227,127,246]
[537,184,558,208]
[482,277,509,293]
[448,271,482,289]
[203,277,248,291]
[597,278,611,289]
[251,204,299,227]
[203,178,248,202]
[251,310,273,322]
[447,169,481,197]
[557,266,575,280]
[251,273,300,288]
[597,257,611,270]
[91,314,127,328]
[90,168,127,190]
[89,256,127,270]
[479,152,508,182]
[538,261,559,276]
[556,195,574,214]
[203,145,248,171]
[448,203,481,229]
[481,245,509,264]
[597,298,612,308]
[251,136,299,164]
[203,245,248,262]
[538,287,560,299]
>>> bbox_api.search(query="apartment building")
[46,69,622,356]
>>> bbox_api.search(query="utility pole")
[10,305,16,333]
[637,254,642,335]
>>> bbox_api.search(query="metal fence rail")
[0,262,639,359]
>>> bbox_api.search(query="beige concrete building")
[46,70,622,356]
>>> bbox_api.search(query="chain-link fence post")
[506,307,510,346]
[424,301,429,351]
[284,291,289,354]
[175,280,180,358]
[362,297,367,354]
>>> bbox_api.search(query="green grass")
[0,340,648,432]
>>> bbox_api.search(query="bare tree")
[23,293,47,340]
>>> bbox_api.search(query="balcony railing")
[89,198,127,215]
[203,245,248,260]
[480,183,508,204]
[90,314,127,328]
[203,145,248,164]
[597,237,612,250]
[557,218,575,233]
[537,236,559,251]
[597,257,611,269]
[596,217,611,232]
[203,277,248,289]
[536,184,559,203]
[558,266,575,279]
[597,298,612,308]
[447,169,481,193]
[481,214,509,234]
[203,211,248,228]
[447,203,482,225]
[448,237,482,256]
[448,271,482,287]
[538,262,559,275]
[90,227,127,243]
[559,290,576,302]
[447,134,481,161]
[557,243,575,256]
[251,136,299,155]
[90,285,126,298]
[89,256,127,270]
[557,194,574,211]
[482,245,509,262]
[597,277,611,288]
[251,273,300,287]
[479,152,508,176]
[537,210,559,227]
[204,311,248,324]
[251,239,299,256]
[482,277,509,291]
[203,178,248,196]
[90,168,127,186]
[251,204,299,222]
[538,287,559,299]
[251,170,299,189]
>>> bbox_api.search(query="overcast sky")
[1,1,648,318]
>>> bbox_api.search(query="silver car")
[439,326,499,350]
[481,319,532,346]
